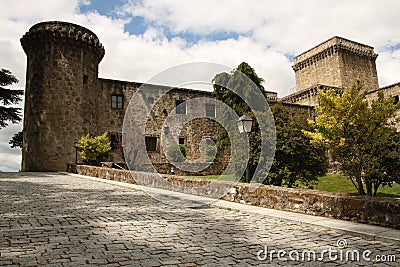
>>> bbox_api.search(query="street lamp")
[237,115,253,134]
[74,141,79,164]
[237,115,253,182]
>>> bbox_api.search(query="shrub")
[166,144,186,163]
[78,132,111,165]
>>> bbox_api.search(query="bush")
[166,144,186,163]
[78,132,111,165]
[205,145,217,162]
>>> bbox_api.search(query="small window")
[394,95,399,105]
[179,137,185,145]
[83,75,88,84]
[205,104,216,117]
[145,136,157,152]
[112,95,123,109]
[109,132,123,150]
[175,100,186,114]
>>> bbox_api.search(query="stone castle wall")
[95,78,222,167]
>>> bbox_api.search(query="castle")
[20,21,400,172]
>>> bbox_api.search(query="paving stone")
[0,172,398,266]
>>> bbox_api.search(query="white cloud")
[0,124,23,172]
[377,49,400,87]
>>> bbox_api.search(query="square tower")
[293,37,379,92]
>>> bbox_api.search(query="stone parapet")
[21,21,105,62]
[293,36,377,70]
[74,165,400,229]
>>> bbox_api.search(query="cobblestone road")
[0,173,398,266]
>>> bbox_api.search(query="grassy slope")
[315,174,400,198]
[193,174,400,197]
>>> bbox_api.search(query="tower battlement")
[293,36,377,70]
[292,36,379,93]
[21,21,105,62]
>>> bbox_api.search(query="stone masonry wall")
[96,80,223,166]
[21,21,104,171]
[74,165,400,229]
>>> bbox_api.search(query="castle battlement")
[293,36,377,71]
[292,36,379,93]
[21,21,105,62]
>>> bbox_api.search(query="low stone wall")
[74,165,400,229]
[152,162,229,176]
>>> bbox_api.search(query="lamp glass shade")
[237,115,253,133]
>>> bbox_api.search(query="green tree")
[266,104,328,187]
[304,81,400,196]
[166,144,186,163]
[0,69,24,128]
[78,132,111,165]
[9,131,23,149]
[363,127,400,196]
[212,62,268,181]
[212,62,324,185]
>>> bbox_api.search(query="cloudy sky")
[1,0,400,171]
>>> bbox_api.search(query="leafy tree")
[363,127,400,196]
[212,62,324,185]
[78,132,111,165]
[0,69,24,128]
[266,104,328,187]
[212,62,268,181]
[166,144,186,163]
[9,131,23,149]
[304,81,400,196]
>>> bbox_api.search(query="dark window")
[109,132,123,150]
[179,137,185,145]
[83,75,88,84]
[205,104,215,117]
[394,95,399,105]
[148,97,154,104]
[176,100,186,114]
[145,136,157,152]
[112,95,123,109]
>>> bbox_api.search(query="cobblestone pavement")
[0,172,398,266]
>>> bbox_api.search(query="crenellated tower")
[21,21,105,171]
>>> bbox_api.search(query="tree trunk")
[356,175,365,195]
[373,182,380,196]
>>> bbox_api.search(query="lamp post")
[74,141,79,164]
[237,115,253,183]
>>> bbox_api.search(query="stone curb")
[64,172,400,244]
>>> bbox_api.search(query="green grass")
[191,173,400,197]
[314,174,400,198]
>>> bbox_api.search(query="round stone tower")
[21,21,105,171]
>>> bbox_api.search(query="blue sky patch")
[79,0,126,17]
